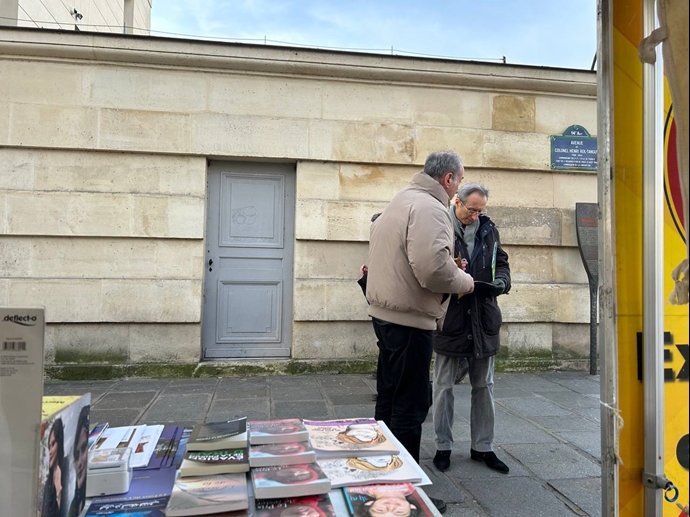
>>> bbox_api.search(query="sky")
[151,0,598,70]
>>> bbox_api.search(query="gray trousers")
[433,353,495,452]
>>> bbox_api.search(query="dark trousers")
[372,318,433,463]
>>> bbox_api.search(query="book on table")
[249,441,316,467]
[248,418,309,445]
[251,463,332,500]
[179,448,250,477]
[165,472,249,516]
[254,494,336,517]
[342,483,435,517]
[316,453,423,489]
[186,418,248,452]
[303,418,399,458]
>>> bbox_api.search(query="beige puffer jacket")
[366,172,474,330]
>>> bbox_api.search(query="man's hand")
[485,278,506,297]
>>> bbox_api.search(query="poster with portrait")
[38,394,91,517]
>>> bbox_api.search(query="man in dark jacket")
[432,182,512,474]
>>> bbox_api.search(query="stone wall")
[9,0,150,34]
[0,28,597,371]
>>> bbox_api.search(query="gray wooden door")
[203,162,295,359]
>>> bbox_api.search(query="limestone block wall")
[0,29,597,369]
[12,0,150,34]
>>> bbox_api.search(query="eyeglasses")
[459,199,486,216]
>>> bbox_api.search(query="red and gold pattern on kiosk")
[613,1,689,516]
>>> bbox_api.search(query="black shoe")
[433,450,451,471]
[470,449,509,473]
[428,497,447,514]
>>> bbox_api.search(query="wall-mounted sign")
[550,125,597,171]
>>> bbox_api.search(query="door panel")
[203,162,295,359]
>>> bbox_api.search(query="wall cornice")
[0,27,597,96]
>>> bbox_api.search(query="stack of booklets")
[342,483,435,517]
[179,417,250,478]
[166,472,250,516]
[248,419,330,500]
[248,418,315,467]
[304,419,427,489]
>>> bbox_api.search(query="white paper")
[130,424,164,468]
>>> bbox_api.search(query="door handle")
[208,259,213,272]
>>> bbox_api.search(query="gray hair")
[423,151,464,181]
[457,182,489,202]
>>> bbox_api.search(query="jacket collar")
[410,172,451,206]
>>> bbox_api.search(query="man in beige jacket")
[366,151,474,511]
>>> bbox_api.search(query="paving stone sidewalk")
[44,371,603,517]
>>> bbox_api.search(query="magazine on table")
[251,463,332,500]
[254,494,336,517]
[179,448,250,477]
[166,472,249,516]
[303,418,399,458]
[343,483,435,516]
[248,418,309,445]
[249,441,316,467]
[187,418,248,452]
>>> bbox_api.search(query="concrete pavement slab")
[327,393,377,406]
[537,391,600,409]
[271,386,326,401]
[161,378,220,394]
[214,386,269,400]
[463,477,579,516]
[90,408,144,428]
[95,391,158,410]
[272,400,331,420]
[549,478,602,517]
[502,443,601,480]
[494,409,560,444]
[420,463,468,503]
[531,415,600,432]
[141,393,211,422]
[493,387,535,399]
[501,374,572,392]
[209,397,270,421]
[270,376,320,388]
[497,396,572,417]
[111,379,170,391]
[570,407,601,422]
[332,405,375,419]
[555,431,602,459]
[444,508,487,517]
[543,378,600,395]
